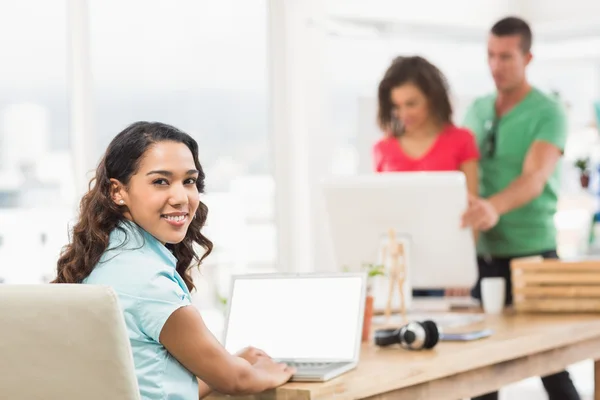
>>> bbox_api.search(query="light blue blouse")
[84,220,197,400]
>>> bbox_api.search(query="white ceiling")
[326,0,522,30]
[326,0,600,43]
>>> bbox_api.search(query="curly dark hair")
[52,121,213,292]
[377,56,452,137]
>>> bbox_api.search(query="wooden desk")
[207,313,600,400]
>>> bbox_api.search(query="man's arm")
[488,140,562,214]
[461,141,562,231]
[490,100,567,216]
[462,100,567,232]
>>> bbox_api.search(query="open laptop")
[223,273,367,382]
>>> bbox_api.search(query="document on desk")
[439,329,493,341]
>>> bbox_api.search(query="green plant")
[362,262,386,278]
[361,263,386,296]
[575,157,590,174]
[216,294,228,309]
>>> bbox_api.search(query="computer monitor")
[321,171,477,309]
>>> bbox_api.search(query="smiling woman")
[52,121,294,399]
[111,141,202,246]
[53,121,212,290]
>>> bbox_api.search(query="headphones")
[374,320,440,350]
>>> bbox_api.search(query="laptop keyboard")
[287,362,331,370]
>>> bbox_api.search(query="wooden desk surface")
[207,312,600,400]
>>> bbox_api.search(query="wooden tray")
[511,256,600,313]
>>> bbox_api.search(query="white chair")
[0,284,140,400]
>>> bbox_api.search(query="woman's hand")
[236,346,270,365]
[252,357,296,388]
[160,306,296,395]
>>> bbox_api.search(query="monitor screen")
[224,275,364,361]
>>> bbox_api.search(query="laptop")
[223,273,367,382]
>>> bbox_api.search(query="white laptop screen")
[223,275,364,361]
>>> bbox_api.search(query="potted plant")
[575,157,591,188]
[216,293,228,315]
[361,263,386,342]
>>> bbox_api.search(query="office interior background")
[2,0,600,323]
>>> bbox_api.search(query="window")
[0,1,73,284]
[88,0,275,308]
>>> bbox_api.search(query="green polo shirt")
[463,87,567,257]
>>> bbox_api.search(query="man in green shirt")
[462,17,580,400]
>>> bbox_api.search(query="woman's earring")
[119,200,125,205]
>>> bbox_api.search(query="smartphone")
[439,329,494,341]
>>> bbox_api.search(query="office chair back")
[0,284,140,400]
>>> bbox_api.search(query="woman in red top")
[373,56,479,195]
[374,56,479,297]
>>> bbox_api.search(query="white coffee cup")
[481,277,506,314]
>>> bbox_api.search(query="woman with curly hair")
[374,55,479,195]
[374,56,479,297]
[53,121,294,399]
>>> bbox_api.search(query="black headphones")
[374,320,439,350]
